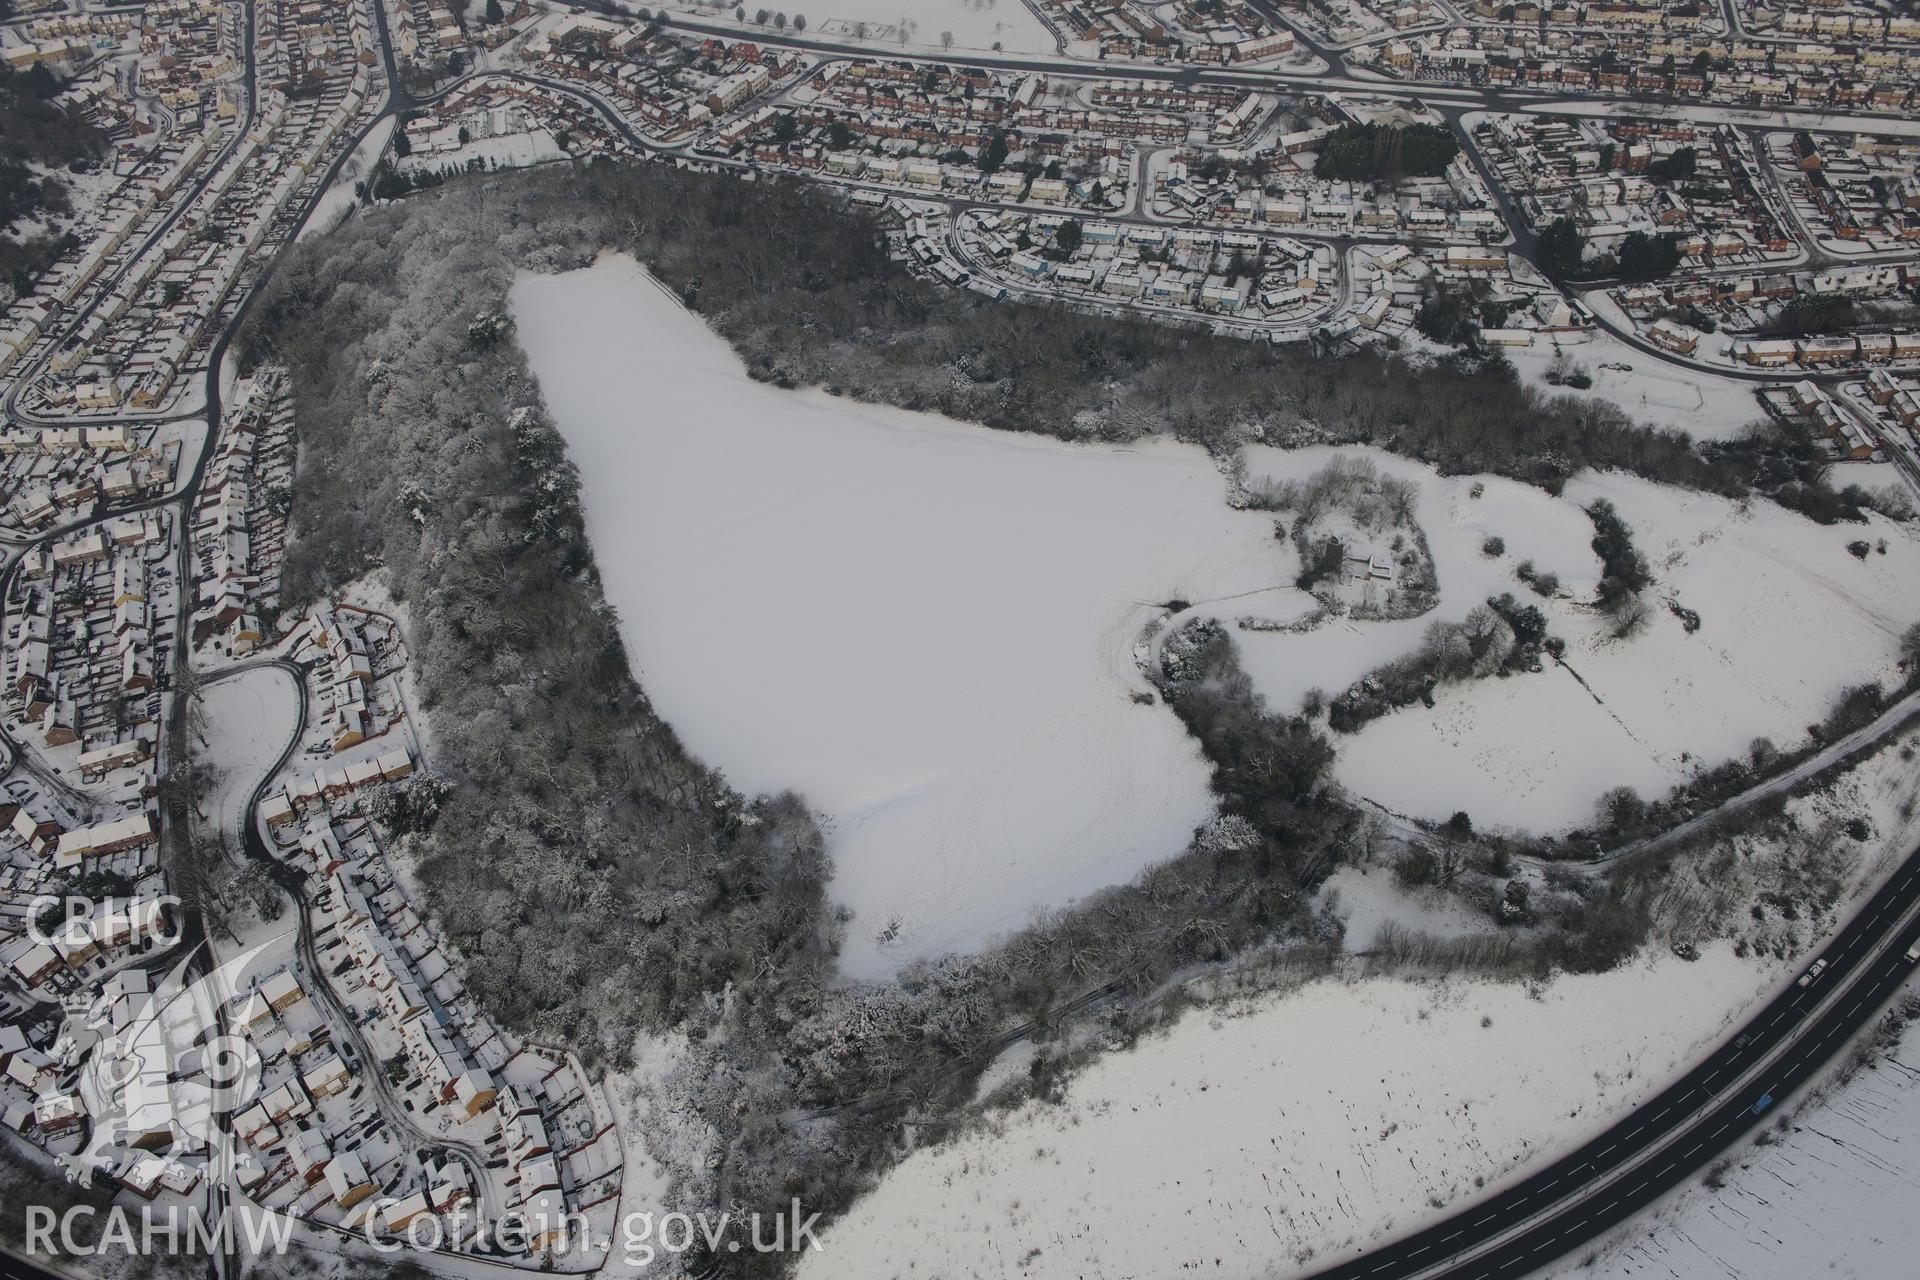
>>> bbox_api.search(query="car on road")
[1796,958,1829,987]
[1733,1032,1753,1050]
[1751,1093,1774,1115]
[1905,943,1919,964]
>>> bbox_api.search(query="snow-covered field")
[1504,326,1770,442]
[507,252,1920,1280]
[804,731,1920,1280]
[1555,1013,1920,1280]
[1216,449,1920,833]
[661,0,1056,53]
[1221,446,1600,711]
[399,131,563,177]
[1397,310,1770,442]
[804,944,1793,1280]
[194,665,302,852]
[512,255,1920,975]
[512,255,1284,978]
[1316,864,1494,951]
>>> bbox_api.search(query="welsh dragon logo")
[42,937,289,1185]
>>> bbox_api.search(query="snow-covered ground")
[804,944,1799,1280]
[399,130,563,177]
[595,1034,711,1280]
[1398,320,1770,443]
[190,665,304,954]
[512,255,1920,979]
[661,0,1056,53]
[1215,448,1920,833]
[1500,330,1771,442]
[299,117,395,243]
[193,665,302,855]
[1316,864,1495,951]
[1221,446,1600,715]
[1553,1012,1920,1280]
[501,245,1920,1280]
[1343,473,1920,831]
[801,727,1920,1280]
[511,254,1284,978]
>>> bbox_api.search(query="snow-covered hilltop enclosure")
[512,253,1920,976]
[512,254,1286,978]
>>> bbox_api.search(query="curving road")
[479,37,1892,392]
[0,0,417,1273]
[584,0,1920,133]
[2,1,261,428]
[1300,844,1920,1280]
[218,654,502,1233]
[5,10,1918,1280]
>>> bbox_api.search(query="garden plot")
[511,254,1285,979]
